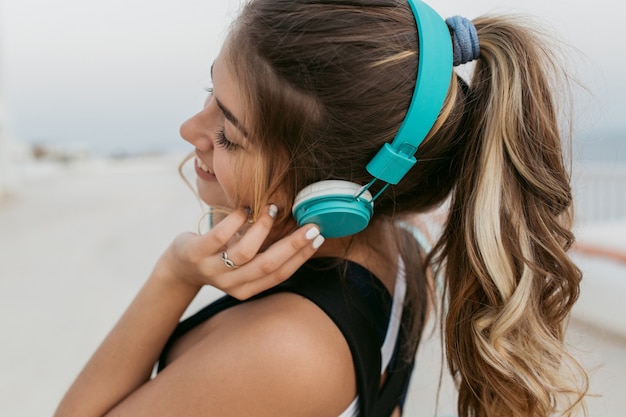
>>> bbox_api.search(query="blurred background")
[1,0,624,416]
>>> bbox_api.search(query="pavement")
[1,153,624,416]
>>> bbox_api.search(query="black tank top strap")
[267,258,391,416]
[373,303,417,416]
[157,257,411,416]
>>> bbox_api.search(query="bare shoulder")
[106,292,356,417]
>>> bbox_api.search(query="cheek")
[214,153,255,206]
[214,155,236,195]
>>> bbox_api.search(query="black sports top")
[157,258,417,417]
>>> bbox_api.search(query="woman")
[55,0,588,416]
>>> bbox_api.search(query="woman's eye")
[215,130,239,151]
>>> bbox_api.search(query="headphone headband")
[366,0,453,185]
[292,1,453,238]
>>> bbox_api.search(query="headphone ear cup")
[292,180,374,238]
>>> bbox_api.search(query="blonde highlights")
[201,2,588,416]
[433,16,588,416]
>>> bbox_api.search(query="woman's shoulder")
[213,290,356,374]
[160,291,357,416]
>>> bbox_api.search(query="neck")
[314,220,398,293]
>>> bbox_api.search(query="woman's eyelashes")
[204,87,240,152]
[215,130,240,151]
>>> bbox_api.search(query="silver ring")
[220,251,239,269]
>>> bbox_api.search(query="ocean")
[15,126,626,162]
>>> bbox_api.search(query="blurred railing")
[573,162,626,223]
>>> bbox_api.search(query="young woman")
[54,0,588,416]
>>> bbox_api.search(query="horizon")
[0,0,623,159]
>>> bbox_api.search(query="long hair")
[431,16,588,416]
[224,1,587,415]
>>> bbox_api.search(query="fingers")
[222,223,325,300]
[182,204,324,300]
[196,208,250,254]
[174,208,254,281]
[222,204,279,267]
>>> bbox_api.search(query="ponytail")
[433,16,588,417]
[224,2,587,414]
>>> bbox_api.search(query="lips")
[196,157,214,175]
[194,156,217,181]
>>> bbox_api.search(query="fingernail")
[243,206,253,217]
[312,235,325,250]
[268,204,278,219]
[305,226,320,240]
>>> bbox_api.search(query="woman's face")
[180,48,255,209]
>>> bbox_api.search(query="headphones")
[292,0,453,238]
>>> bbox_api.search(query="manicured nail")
[312,234,325,250]
[305,226,320,240]
[268,204,278,219]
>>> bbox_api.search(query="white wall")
[0,10,11,199]
[0,72,8,199]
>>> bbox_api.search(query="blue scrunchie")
[445,16,480,66]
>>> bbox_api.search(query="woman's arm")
[101,291,356,417]
[53,265,201,417]
[54,206,324,417]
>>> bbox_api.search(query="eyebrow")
[215,97,248,138]
[210,62,248,137]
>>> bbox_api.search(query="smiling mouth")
[196,157,214,175]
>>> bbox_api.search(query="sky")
[0,0,622,157]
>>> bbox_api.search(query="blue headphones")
[292,0,453,238]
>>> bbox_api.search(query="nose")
[180,110,214,152]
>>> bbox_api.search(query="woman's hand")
[55,205,324,417]
[155,204,325,300]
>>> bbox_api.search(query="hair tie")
[445,16,480,66]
